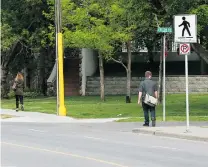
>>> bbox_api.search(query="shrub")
[7,88,44,99]
[47,86,56,96]
[7,90,15,99]
[24,91,44,98]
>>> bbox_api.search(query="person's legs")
[15,95,19,111]
[182,28,185,36]
[150,107,156,127]
[186,27,191,36]
[19,95,24,111]
[142,103,150,126]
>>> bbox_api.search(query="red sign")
[179,43,190,55]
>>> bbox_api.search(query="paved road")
[1,122,208,167]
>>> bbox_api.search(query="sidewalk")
[2,109,208,142]
[0,109,123,123]
[132,126,208,142]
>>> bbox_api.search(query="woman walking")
[12,72,24,111]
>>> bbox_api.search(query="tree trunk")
[38,48,47,95]
[98,52,105,101]
[126,41,131,103]
[1,66,10,98]
[0,41,22,98]
[158,37,163,103]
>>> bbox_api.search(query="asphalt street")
[1,122,208,167]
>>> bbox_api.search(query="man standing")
[138,71,158,127]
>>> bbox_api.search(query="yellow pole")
[58,32,67,116]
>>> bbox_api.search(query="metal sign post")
[157,27,172,121]
[56,35,59,116]
[185,54,189,131]
[163,34,166,121]
[174,14,197,132]
[179,43,191,131]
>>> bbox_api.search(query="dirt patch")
[0,114,18,119]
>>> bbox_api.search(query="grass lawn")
[1,94,208,121]
[116,116,208,122]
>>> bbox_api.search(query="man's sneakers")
[143,121,156,127]
[152,120,156,127]
[16,108,18,112]
[143,123,149,127]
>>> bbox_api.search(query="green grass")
[1,94,208,121]
[117,116,208,122]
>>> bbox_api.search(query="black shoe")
[152,121,156,127]
[143,123,149,127]
[16,108,19,112]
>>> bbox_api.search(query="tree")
[61,0,111,101]
[190,4,208,64]
[60,0,135,101]
[1,0,29,97]
[1,0,56,97]
[105,0,153,103]
[149,0,208,62]
[143,0,208,102]
[1,23,20,97]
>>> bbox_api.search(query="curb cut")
[132,128,208,142]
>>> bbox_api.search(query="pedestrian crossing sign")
[174,14,197,43]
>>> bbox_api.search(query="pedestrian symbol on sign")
[174,14,197,43]
[179,17,191,37]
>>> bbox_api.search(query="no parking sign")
[179,43,190,55]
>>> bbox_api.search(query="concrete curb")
[0,109,127,123]
[132,128,208,142]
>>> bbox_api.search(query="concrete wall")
[80,49,203,95]
[82,48,98,76]
[81,48,98,95]
[118,52,200,63]
[85,76,208,95]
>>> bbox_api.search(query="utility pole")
[55,0,66,116]
[55,0,59,115]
